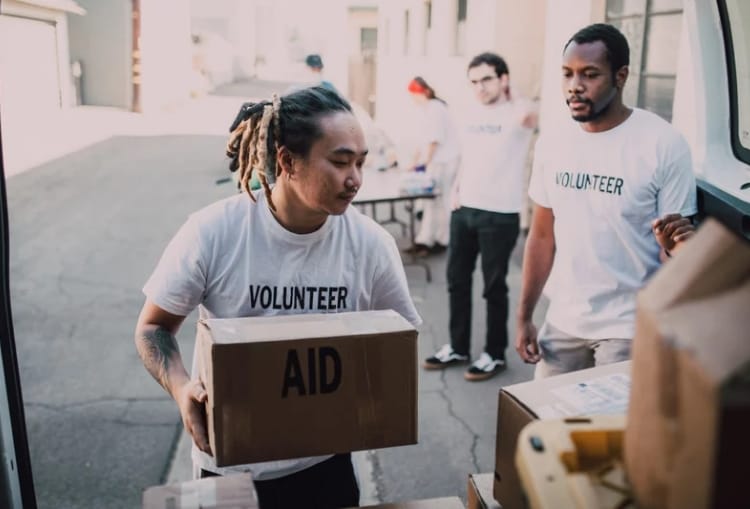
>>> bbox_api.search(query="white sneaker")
[423,344,469,370]
[464,352,506,381]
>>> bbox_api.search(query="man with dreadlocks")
[135,86,421,509]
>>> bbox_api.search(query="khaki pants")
[534,321,631,379]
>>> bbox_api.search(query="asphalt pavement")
[4,79,544,508]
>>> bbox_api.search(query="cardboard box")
[625,219,750,509]
[353,497,465,509]
[493,361,631,509]
[467,473,500,509]
[198,310,418,467]
[142,474,257,508]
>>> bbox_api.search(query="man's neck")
[269,185,327,234]
[482,96,508,108]
[580,104,633,133]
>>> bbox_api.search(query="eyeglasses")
[470,75,498,86]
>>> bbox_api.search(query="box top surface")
[502,361,631,418]
[356,497,464,508]
[142,474,257,508]
[201,310,415,344]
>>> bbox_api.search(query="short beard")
[570,87,617,123]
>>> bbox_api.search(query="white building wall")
[139,0,193,113]
[190,0,258,81]
[465,0,496,56]
[347,8,377,53]
[1,0,78,111]
[231,1,258,79]
[251,0,349,93]
[536,0,603,137]
[375,0,545,165]
[376,1,462,162]
[68,0,131,109]
[325,1,351,95]
[346,7,378,112]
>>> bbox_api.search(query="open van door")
[675,0,750,234]
[0,107,37,507]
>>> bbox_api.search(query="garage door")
[0,14,62,128]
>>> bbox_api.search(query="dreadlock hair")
[226,86,352,211]
[564,23,630,80]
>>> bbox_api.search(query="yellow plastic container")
[515,415,635,509]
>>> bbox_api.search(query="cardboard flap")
[468,473,500,509]
[355,498,465,509]
[638,218,750,312]
[656,279,750,382]
[142,474,257,508]
[200,310,415,344]
[626,222,750,509]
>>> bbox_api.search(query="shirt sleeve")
[655,134,698,218]
[370,235,423,327]
[528,136,550,207]
[142,215,208,316]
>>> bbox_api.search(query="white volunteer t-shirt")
[419,99,461,164]
[529,108,697,339]
[458,98,535,213]
[143,192,421,480]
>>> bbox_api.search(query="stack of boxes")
[493,361,631,508]
[144,219,750,508]
[494,218,750,508]
[624,218,750,509]
[144,309,464,508]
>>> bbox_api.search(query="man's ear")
[276,146,294,177]
[499,73,510,89]
[615,65,629,90]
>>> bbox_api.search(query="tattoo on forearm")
[136,327,180,391]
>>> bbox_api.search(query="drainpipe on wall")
[131,0,142,113]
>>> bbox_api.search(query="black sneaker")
[423,345,469,370]
[464,353,506,381]
[415,245,431,258]
[430,243,447,254]
[403,243,430,255]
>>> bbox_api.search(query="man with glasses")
[423,52,537,381]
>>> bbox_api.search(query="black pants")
[201,453,360,509]
[446,207,519,359]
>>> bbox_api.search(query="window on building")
[423,1,432,55]
[456,0,468,55]
[722,0,750,163]
[607,0,683,121]
[384,19,390,55]
[404,9,410,55]
[361,27,377,54]
[457,0,467,21]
